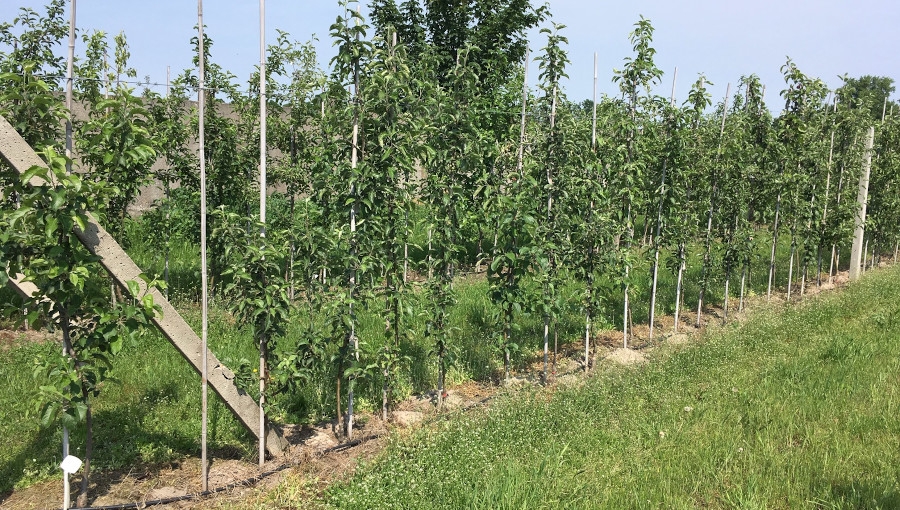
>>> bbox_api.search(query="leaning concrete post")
[0,114,287,457]
[849,126,875,281]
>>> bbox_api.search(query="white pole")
[258,0,267,469]
[585,52,597,371]
[164,65,171,299]
[197,0,209,492]
[591,52,597,151]
[670,67,678,106]
[62,1,75,507]
[64,0,75,175]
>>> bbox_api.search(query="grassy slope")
[324,265,900,509]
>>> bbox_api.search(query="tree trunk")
[382,371,389,421]
[767,190,782,300]
[334,367,342,437]
[674,243,685,333]
[723,275,730,320]
[787,235,795,300]
[739,259,747,312]
[583,312,590,373]
[697,199,715,327]
[438,348,445,408]
[543,315,549,384]
[76,391,93,508]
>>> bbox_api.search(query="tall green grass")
[324,265,900,508]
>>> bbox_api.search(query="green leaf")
[126,280,140,298]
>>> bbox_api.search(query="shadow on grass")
[818,480,900,508]
[0,380,252,504]
[0,423,59,500]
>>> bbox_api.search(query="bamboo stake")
[584,52,597,372]
[164,65,171,299]
[674,244,685,332]
[258,0,267,468]
[197,0,209,492]
[346,5,361,440]
[591,52,597,151]
[542,62,556,385]
[63,2,75,505]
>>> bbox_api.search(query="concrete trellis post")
[849,126,875,281]
[0,115,288,458]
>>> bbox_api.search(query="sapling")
[2,148,162,508]
[695,83,730,327]
[672,76,711,332]
[535,22,569,383]
[648,69,678,340]
[611,16,662,346]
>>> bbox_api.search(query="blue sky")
[2,0,897,109]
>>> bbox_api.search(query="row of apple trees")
[2,0,899,464]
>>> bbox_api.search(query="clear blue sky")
[2,0,897,109]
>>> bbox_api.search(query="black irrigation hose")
[63,434,380,510]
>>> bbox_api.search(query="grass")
[0,317,258,496]
[323,264,900,509]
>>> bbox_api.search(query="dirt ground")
[0,269,861,510]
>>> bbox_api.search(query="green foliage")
[77,42,157,242]
[326,265,900,509]
[837,74,897,122]
[0,1,68,151]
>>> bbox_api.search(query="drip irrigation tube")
[63,434,379,510]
